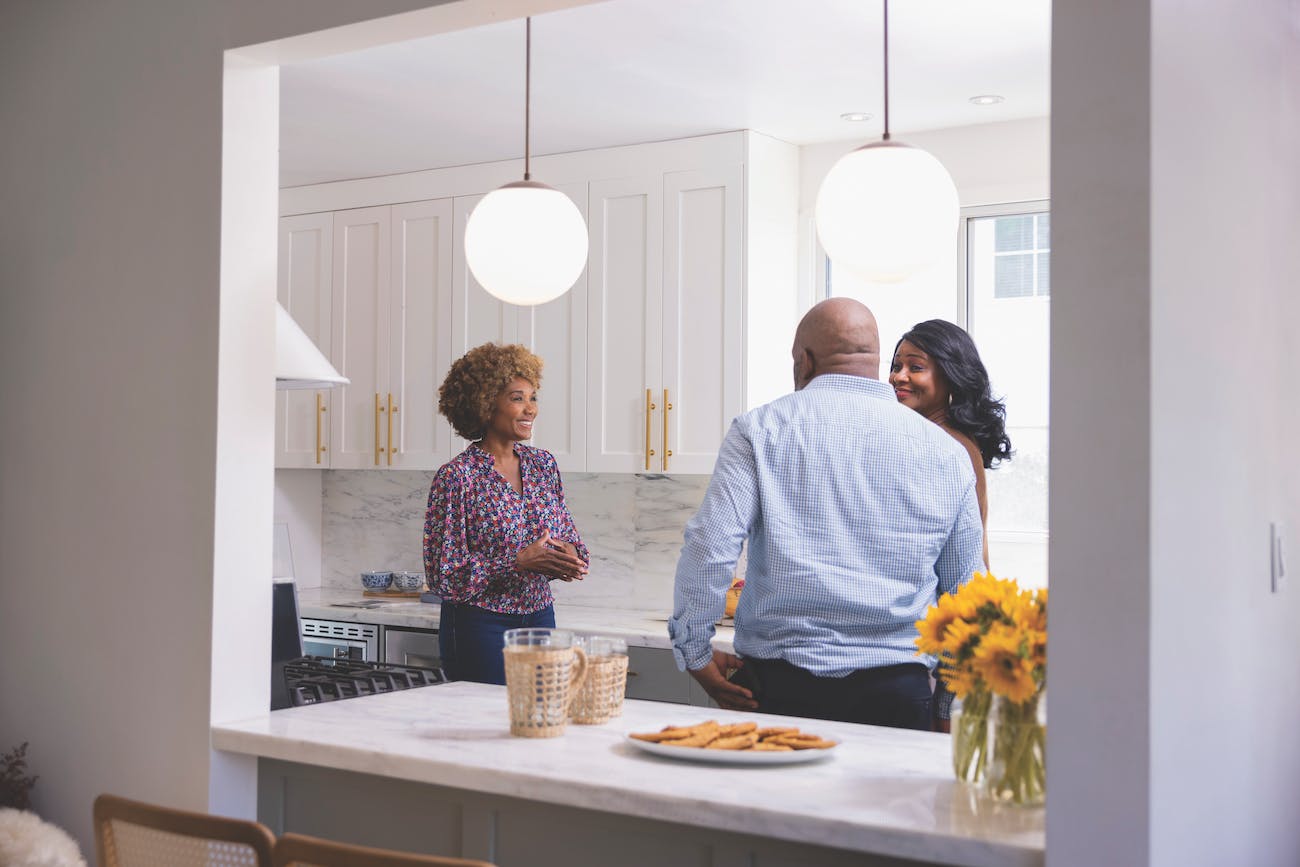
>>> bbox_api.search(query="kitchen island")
[214,682,1043,867]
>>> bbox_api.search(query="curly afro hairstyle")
[438,343,544,441]
[895,320,1013,469]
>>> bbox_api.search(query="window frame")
[959,200,1051,332]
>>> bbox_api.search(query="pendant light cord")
[882,0,891,141]
[524,17,532,181]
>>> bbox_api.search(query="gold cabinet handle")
[662,389,673,472]
[374,393,384,466]
[315,393,327,465]
[387,392,398,465]
[644,388,657,470]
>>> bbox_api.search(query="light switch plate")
[1271,522,1287,593]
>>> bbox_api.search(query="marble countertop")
[297,587,735,655]
[213,682,1043,867]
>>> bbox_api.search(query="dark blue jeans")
[438,602,556,685]
[744,658,933,731]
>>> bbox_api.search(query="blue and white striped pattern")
[670,374,982,676]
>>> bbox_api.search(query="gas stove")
[281,656,448,708]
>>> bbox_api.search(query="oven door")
[300,619,379,662]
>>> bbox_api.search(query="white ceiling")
[279,0,1051,188]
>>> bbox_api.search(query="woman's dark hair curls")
[896,319,1012,469]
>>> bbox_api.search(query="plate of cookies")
[626,720,837,765]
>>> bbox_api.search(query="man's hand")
[516,530,588,581]
[687,650,758,711]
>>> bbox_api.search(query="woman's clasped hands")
[515,528,588,582]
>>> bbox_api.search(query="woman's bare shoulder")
[943,426,984,471]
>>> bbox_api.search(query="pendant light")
[814,0,958,283]
[464,17,588,306]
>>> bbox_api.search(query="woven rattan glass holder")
[571,655,629,724]
[502,629,588,738]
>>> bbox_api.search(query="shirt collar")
[803,373,895,401]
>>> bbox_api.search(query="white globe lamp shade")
[464,180,589,306]
[814,141,959,283]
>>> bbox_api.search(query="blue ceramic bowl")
[360,571,393,590]
[392,571,426,592]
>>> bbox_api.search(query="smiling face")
[889,340,951,420]
[486,377,538,442]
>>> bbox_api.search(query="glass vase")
[984,689,1046,806]
[950,689,991,785]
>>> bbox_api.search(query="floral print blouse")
[423,442,589,614]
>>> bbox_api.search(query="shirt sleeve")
[669,419,760,671]
[544,453,589,565]
[935,474,983,599]
[423,465,519,602]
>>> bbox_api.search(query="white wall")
[1146,0,1300,863]
[798,117,1050,365]
[0,0,593,855]
[1050,1,1300,866]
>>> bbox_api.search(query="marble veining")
[212,683,1043,867]
[322,471,717,614]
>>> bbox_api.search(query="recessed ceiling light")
[840,112,874,122]
[969,95,1005,106]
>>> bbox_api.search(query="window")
[824,202,1050,587]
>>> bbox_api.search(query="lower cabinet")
[624,646,717,708]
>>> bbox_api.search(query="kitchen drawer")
[624,646,692,705]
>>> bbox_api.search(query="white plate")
[625,736,835,766]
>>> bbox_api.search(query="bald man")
[669,298,982,730]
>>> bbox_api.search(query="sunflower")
[942,618,982,659]
[971,624,1038,704]
[939,662,980,700]
[915,594,966,655]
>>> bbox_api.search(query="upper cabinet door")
[276,213,333,468]
[661,166,744,475]
[388,199,454,470]
[517,181,588,473]
[586,175,663,473]
[330,206,391,469]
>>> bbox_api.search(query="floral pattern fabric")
[424,442,589,614]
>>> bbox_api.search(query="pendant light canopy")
[814,0,958,283]
[465,18,588,306]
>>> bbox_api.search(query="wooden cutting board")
[362,590,423,598]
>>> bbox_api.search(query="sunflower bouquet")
[915,572,1047,805]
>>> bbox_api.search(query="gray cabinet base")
[257,759,929,867]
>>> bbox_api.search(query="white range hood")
[275,303,348,390]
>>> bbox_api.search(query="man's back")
[670,373,982,677]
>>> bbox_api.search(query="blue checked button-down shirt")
[669,374,983,676]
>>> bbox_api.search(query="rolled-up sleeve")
[423,465,518,602]
[669,420,759,671]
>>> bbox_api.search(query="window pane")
[967,209,1050,589]
[995,215,1034,252]
[995,253,1035,298]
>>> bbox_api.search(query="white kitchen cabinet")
[280,131,800,475]
[278,200,453,471]
[275,212,334,468]
[450,185,588,472]
[587,165,744,474]
[388,199,454,469]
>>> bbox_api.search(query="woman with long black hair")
[888,319,1012,567]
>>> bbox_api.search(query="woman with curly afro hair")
[423,343,589,684]
[888,319,1012,568]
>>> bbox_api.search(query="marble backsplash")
[321,471,717,614]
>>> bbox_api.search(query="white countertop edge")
[212,684,1042,867]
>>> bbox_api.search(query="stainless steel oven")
[300,618,380,662]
